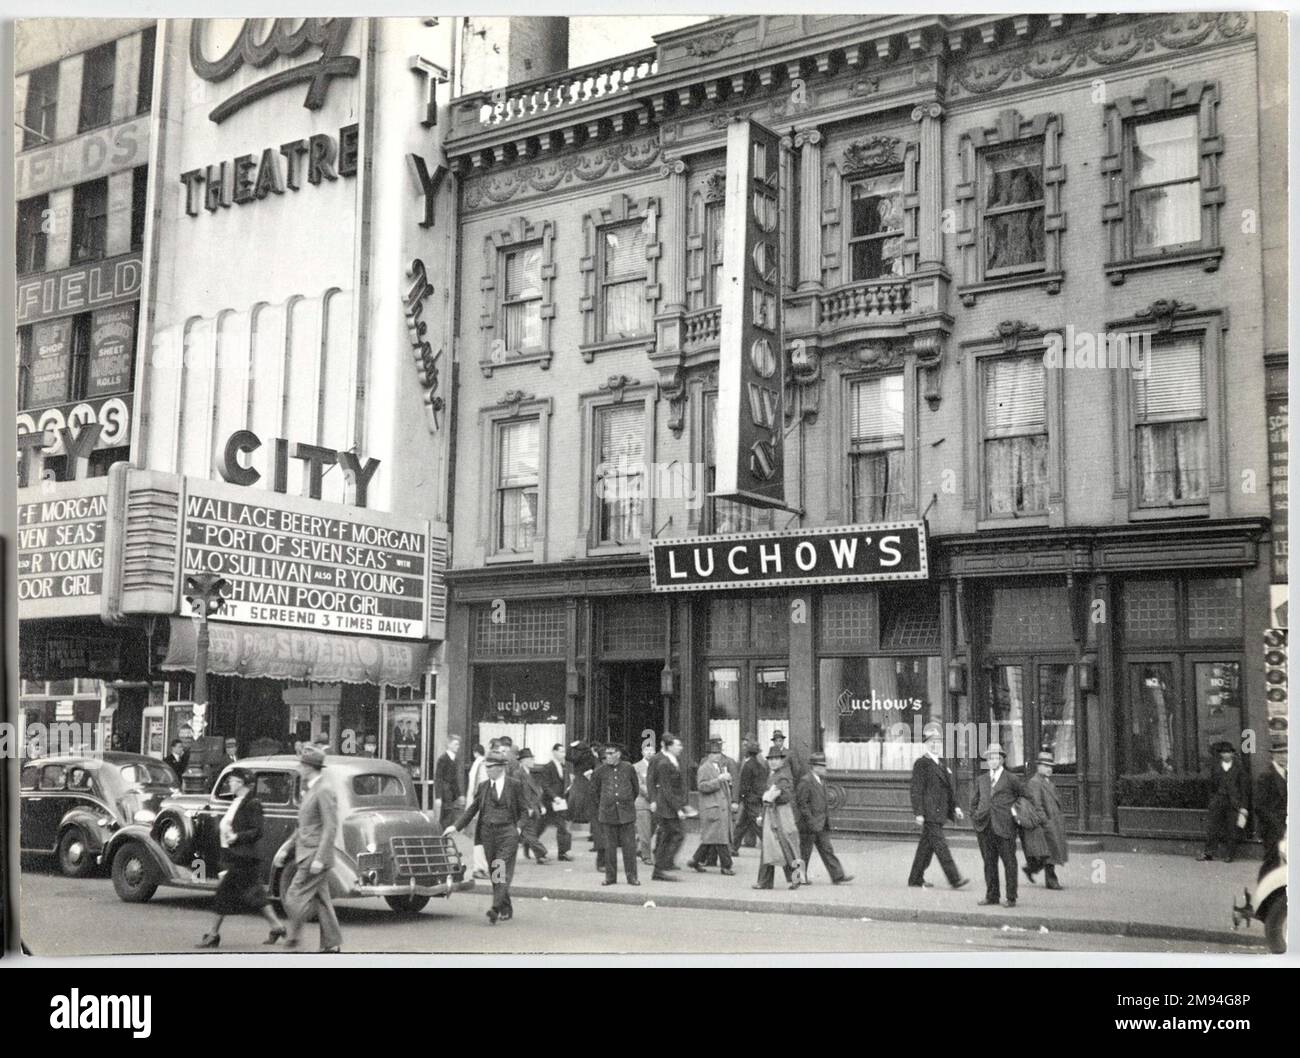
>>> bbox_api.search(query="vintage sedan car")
[21,753,180,878]
[103,755,472,913]
[1232,832,1287,954]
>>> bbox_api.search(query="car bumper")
[350,877,474,899]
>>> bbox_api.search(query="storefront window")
[1036,663,1077,768]
[818,656,942,771]
[708,666,741,762]
[1194,661,1241,770]
[472,662,566,761]
[1132,662,1176,774]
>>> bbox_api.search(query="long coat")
[759,763,800,867]
[696,759,734,846]
[1019,773,1068,864]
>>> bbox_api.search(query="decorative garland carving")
[948,12,1250,97]
[464,136,661,211]
[1134,299,1197,332]
[684,27,739,58]
[704,170,726,202]
[841,136,902,176]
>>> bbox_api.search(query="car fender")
[58,807,115,853]
[1254,866,1287,913]
[102,824,188,883]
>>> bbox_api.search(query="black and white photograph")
[3,4,1293,975]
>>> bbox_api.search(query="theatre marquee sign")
[649,522,928,592]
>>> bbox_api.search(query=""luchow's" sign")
[649,522,928,592]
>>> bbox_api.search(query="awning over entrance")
[161,618,428,688]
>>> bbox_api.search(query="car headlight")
[133,809,156,824]
[366,842,378,854]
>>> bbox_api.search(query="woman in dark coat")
[565,741,597,826]
[197,768,286,947]
[1020,750,1068,890]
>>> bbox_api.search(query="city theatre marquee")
[649,522,928,592]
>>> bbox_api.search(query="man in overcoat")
[1199,741,1251,862]
[730,737,768,854]
[689,738,736,874]
[648,733,688,881]
[1254,737,1288,877]
[589,743,641,885]
[753,747,803,890]
[1020,750,1068,889]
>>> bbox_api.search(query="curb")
[506,883,1268,949]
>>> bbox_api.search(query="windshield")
[117,761,180,788]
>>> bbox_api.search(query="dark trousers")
[592,820,606,869]
[438,802,458,829]
[731,803,761,851]
[519,812,548,860]
[1024,856,1059,884]
[537,810,572,856]
[799,829,846,882]
[1203,800,1243,859]
[909,821,961,886]
[691,842,733,870]
[977,828,1018,902]
[603,821,639,882]
[755,863,794,888]
[653,817,684,871]
[480,823,519,917]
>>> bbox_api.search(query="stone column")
[911,102,944,268]
[659,157,689,313]
[794,128,823,291]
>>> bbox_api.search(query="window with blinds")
[704,392,772,533]
[595,403,644,544]
[23,63,58,149]
[981,355,1048,516]
[1130,115,1202,255]
[495,419,539,554]
[600,223,649,339]
[502,245,543,352]
[849,374,905,523]
[78,41,116,133]
[1133,337,1208,505]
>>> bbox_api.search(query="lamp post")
[182,572,229,792]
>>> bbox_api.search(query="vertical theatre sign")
[714,119,786,508]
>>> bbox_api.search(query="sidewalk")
[449,830,1271,949]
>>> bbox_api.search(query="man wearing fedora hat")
[730,735,768,856]
[754,747,804,890]
[970,741,1023,907]
[1198,740,1250,863]
[283,744,342,952]
[1255,736,1288,878]
[688,738,736,875]
[649,733,689,880]
[908,724,969,890]
[446,750,529,924]
[796,753,852,885]
[1020,750,1068,890]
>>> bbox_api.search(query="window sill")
[584,541,647,558]
[976,514,1050,531]
[484,552,537,566]
[957,271,1063,307]
[580,336,654,362]
[478,349,553,377]
[1127,504,1210,522]
[1105,247,1223,285]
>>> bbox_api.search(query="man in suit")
[1255,738,1287,878]
[515,748,550,863]
[283,744,342,952]
[163,739,189,780]
[634,741,656,865]
[795,753,852,884]
[970,741,1023,907]
[908,725,969,889]
[1199,741,1251,862]
[445,750,529,924]
[731,736,767,854]
[536,743,574,861]
[648,733,688,881]
[433,734,463,829]
[590,743,641,885]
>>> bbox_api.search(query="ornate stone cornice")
[463,135,661,212]
[1134,299,1198,332]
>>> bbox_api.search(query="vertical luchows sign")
[649,522,929,592]
[714,118,785,508]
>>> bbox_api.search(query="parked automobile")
[103,755,472,914]
[1232,832,1287,954]
[20,753,180,878]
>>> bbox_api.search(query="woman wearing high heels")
[197,768,286,948]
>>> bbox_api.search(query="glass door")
[706,661,788,763]
[1126,657,1180,774]
[985,656,1078,773]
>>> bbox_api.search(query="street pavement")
[19,865,1253,956]
[467,827,1272,950]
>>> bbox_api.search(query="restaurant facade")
[16,17,458,803]
[441,12,1284,839]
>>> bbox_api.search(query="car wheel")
[385,895,430,915]
[1265,893,1287,954]
[56,828,96,879]
[111,841,159,903]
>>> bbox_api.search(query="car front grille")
[389,835,463,879]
